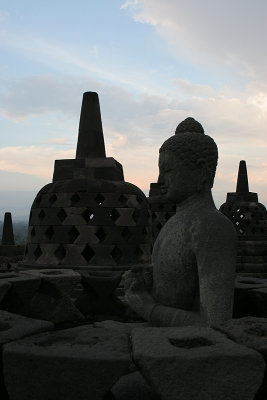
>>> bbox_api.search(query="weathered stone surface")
[110,371,159,400]
[249,288,267,318]
[0,311,53,400]
[75,270,125,320]
[0,281,11,303]
[29,280,85,324]
[215,317,267,355]
[132,326,265,400]
[0,310,54,346]
[3,323,131,400]
[215,317,267,400]
[125,119,236,327]
[22,268,81,296]
[234,276,267,317]
[0,273,41,315]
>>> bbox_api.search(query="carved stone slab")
[132,326,265,400]
[3,323,131,400]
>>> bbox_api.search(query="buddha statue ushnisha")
[124,118,237,327]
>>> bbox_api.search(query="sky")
[0,0,267,219]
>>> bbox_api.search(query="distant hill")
[0,190,37,221]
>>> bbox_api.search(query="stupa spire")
[75,92,106,159]
[236,160,249,193]
[2,212,15,245]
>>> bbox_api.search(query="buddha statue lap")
[124,118,237,327]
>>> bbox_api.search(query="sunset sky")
[0,0,267,219]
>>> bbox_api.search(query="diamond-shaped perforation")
[136,195,143,204]
[110,246,122,263]
[95,193,105,206]
[134,246,143,257]
[31,227,36,237]
[34,245,42,260]
[121,227,132,242]
[45,226,55,240]
[95,227,106,242]
[38,210,45,221]
[119,194,128,205]
[83,208,94,223]
[68,226,79,242]
[82,245,95,262]
[132,209,140,223]
[110,208,120,222]
[70,193,80,206]
[57,208,67,222]
[49,194,57,205]
[54,244,66,260]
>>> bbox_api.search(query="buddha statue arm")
[195,213,237,326]
[124,213,236,327]
[124,270,202,326]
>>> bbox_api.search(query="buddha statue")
[124,118,237,327]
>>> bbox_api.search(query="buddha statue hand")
[124,268,156,321]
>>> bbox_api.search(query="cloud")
[0,74,267,205]
[47,138,73,145]
[0,10,9,22]
[122,0,267,83]
[0,146,75,179]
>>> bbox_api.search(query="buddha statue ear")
[196,158,208,191]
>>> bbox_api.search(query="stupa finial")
[236,160,249,193]
[75,92,106,159]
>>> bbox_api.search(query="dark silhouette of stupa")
[22,92,151,269]
[1,212,15,246]
[220,160,267,273]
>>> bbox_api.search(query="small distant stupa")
[1,212,15,246]
[220,160,267,273]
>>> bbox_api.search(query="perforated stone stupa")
[22,92,151,269]
[220,160,267,273]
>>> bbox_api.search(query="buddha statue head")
[158,117,218,203]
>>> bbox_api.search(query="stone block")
[132,326,265,400]
[234,276,267,317]
[29,279,85,324]
[0,273,41,315]
[75,271,125,320]
[249,288,267,317]
[3,323,131,400]
[0,311,53,400]
[21,269,81,296]
[0,281,11,304]
[215,317,267,400]
[0,310,54,346]
[110,371,159,400]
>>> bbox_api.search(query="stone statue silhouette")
[124,118,237,326]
